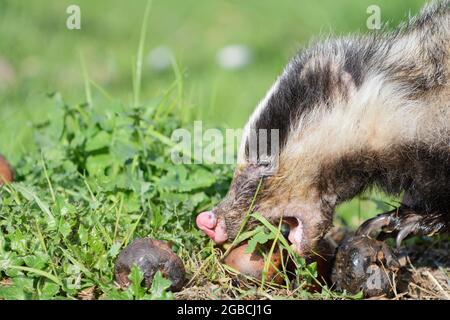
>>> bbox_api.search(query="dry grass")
[394,238,450,300]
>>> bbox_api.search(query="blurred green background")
[0,0,427,159]
[0,0,426,225]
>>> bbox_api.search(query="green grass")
[0,90,234,299]
[0,0,429,299]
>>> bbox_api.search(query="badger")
[197,1,450,258]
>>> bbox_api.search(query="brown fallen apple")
[0,154,14,185]
[224,243,284,284]
[114,238,186,292]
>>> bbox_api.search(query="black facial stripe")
[247,46,362,160]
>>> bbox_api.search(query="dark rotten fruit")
[331,235,400,297]
[0,154,13,185]
[224,243,283,284]
[114,238,186,292]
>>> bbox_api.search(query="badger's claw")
[355,211,396,237]
[395,222,418,248]
[356,207,448,248]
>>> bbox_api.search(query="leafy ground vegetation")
[0,0,448,300]
[0,88,230,299]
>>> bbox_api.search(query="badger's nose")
[196,211,228,244]
[196,211,217,229]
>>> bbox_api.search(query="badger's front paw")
[356,207,448,248]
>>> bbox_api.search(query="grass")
[1,0,446,300]
[0,88,233,299]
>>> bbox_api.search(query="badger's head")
[196,157,335,256]
[197,48,359,256]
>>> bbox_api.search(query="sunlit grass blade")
[222,178,264,259]
[8,266,63,287]
[79,52,93,107]
[133,0,152,107]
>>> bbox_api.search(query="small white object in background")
[216,44,252,70]
[147,46,173,72]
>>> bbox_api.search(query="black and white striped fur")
[205,1,449,256]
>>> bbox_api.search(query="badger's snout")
[196,209,306,255]
[196,211,228,244]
